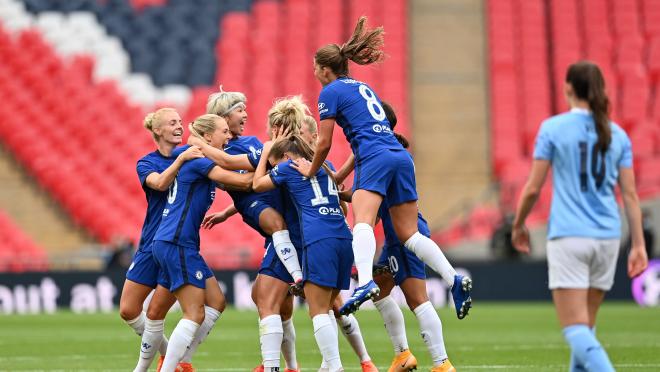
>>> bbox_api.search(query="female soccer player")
[512,61,648,372]
[152,114,253,372]
[301,16,471,316]
[299,115,378,372]
[253,135,354,372]
[371,102,456,372]
[118,108,203,371]
[201,94,308,372]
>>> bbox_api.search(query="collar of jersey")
[570,107,591,115]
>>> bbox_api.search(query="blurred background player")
[512,61,648,372]
[152,114,252,371]
[302,16,472,316]
[118,108,203,372]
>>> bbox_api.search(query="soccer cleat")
[387,350,417,372]
[430,359,455,372]
[339,280,380,315]
[253,365,264,372]
[156,355,165,372]
[361,360,379,372]
[288,279,305,298]
[175,362,195,372]
[451,274,472,319]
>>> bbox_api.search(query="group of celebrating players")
[116,14,650,372]
[117,16,470,372]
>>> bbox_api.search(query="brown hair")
[381,101,409,148]
[314,16,385,76]
[270,135,335,182]
[566,61,611,153]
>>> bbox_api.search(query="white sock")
[272,230,303,282]
[320,311,339,369]
[414,301,448,365]
[353,223,376,286]
[260,314,283,369]
[125,312,146,336]
[160,319,199,372]
[133,318,165,372]
[404,232,456,286]
[374,296,409,353]
[281,318,298,370]
[181,306,221,363]
[313,314,342,371]
[339,314,371,362]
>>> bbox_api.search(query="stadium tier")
[0,209,47,272]
[0,0,408,268]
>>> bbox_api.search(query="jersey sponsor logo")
[162,208,170,217]
[318,102,328,115]
[372,124,392,134]
[318,206,342,216]
[195,270,203,280]
[128,262,135,271]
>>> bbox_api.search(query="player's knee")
[207,292,226,313]
[405,293,429,311]
[186,304,206,325]
[119,303,140,321]
[146,305,168,321]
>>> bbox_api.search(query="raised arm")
[202,204,238,230]
[305,118,334,177]
[618,167,648,278]
[334,153,355,185]
[145,146,203,191]
[189,135,255,171]
[207,166,253,192]
[252,141,277,193]
[511,159,551,253]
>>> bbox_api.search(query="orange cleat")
[175,362,195,372]
[430,359,455,372]
[253,365,264,372]
[156,355,165,372]
[361,360,379,372]
[387,350,417,372]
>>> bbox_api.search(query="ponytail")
[268,96,308,136]
[566,61,611,153]
[314,16,385,76]
[380,100,408,148]
[189,114,223,140]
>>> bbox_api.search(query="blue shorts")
[377,243,426,286]
[303,238,353,290]
[152,241,214,292]
[353,149,418,207]
[259,240,295,283]
[238,199,272,238]
[125,248,160,288]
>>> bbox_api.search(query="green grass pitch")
[1,302,658,371]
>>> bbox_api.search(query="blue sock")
[563,325,614,372]
[570,327,595,372]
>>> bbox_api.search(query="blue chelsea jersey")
[378,200,431,247]
[318,77,403,161]
[223,136,272,212]
[270,160,352,247]
[136,149,180,252]
[153,157,217,250]
[533,109,633,239]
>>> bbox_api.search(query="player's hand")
[202,212,227,229]
[179,145,204,161]
[511,225,531,254]
[273,125,291,140]
[627,244,648,278]
[187,135,204,148]
[290,158,312,177]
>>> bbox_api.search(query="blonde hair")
[188,114,224,140]
[206,86,247,116]
[267,96,308,136]
[143,107,177,141]
[303,115,318,135]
